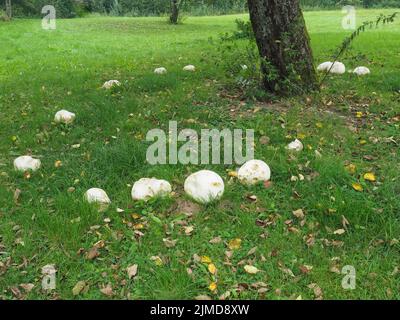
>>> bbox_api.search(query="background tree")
[170,0,179,24]
[247,0,318,94]
[5,0,12,19]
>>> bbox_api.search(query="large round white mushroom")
[287,139,304,152]
[14,156,41,172]
[154,67,167,75]
[238,160,271,185]
[353,66,370,76]
[54,110,76,124]
[317,61,332,72]
[184,170,224,204]
[183,65,196,72]
[102,80,121,89]
[131,178,172,201]
[85,188,111,212]
[317,61,346,74]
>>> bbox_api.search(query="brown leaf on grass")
[126,264,138,279]
[72,281,87,296]
[100,283,113,297]
[219,291,231,300]
[195,295,212,300]
[10,286,22,299]
[247,247,257,256]
[299,265,313,274]
[86,247,100,260]
[183,226,194,236]
[209,236,222,244]
[14,189,21,204]
[163,238,177,248]
[292,209,305,219]
[308,283,323,300]
[20,283,34,293]
[263,180,272,189]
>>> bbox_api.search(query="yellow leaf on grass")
[228,171,238,178]
[200,256,212,264]
[363,172,376,182]
[208,263,217,275]
[244,265,259,274]
[345,164,356,174]
[352,183,363,192]
[228,238,242,250]
[209,282,217,292]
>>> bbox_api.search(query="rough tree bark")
[170,0,179,24]
[247,0,317,94]
[5,0,12,19]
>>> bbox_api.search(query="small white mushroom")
[184,170,224,204]
[154,67,167,75]
[241,64,248,70]
[238,160,271,185]
[54,110,76,124]
[131,178,172,201]
[183,65,196,72]
[353,66,370,76]
[102,80,121,89]
[14,156,41,172]
[287,139,304,152]
[317,61,346,74]
[85,188,111,212]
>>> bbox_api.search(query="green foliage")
[5,0,400,18]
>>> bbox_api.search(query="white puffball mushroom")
[154,67,167,75]
[131,178,172,201]
[353,66,370,76]
[287,139,304,152]
[330,62,346,74]
[85,188,111,212]
[317,61,346,74]
[238,160,271,185]
[14,156,41,172]
[54,110,76,124]
[183,65,196,72]
[241,64,248,70]
[102,80,121,89]
[184,170,224,204]
[317,61,332,72]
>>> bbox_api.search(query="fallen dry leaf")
[352,182,363,192]
[209,236,222,244]
[208,263,217,275]
[100,283,113,297]
[126,264,138,279]
[292,209,305,219]
[363,172,376,182]
[209,282,217,292]
[244,265,259,274]
[72,281,87,296]
[201,256,212,264]
[228,238,242,250]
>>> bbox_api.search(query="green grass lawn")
[0,9,399,300]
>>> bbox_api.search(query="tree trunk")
[170,0,179,24]
[5,0,12,19]
[247,0,317,94]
